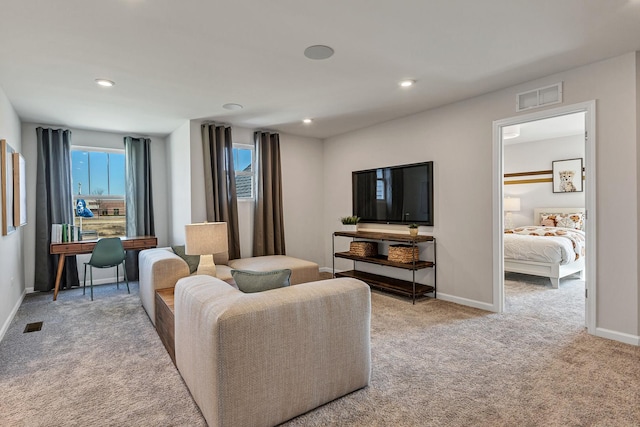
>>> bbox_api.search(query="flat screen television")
[352,161,434,226]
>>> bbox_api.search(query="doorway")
[492,101,596,334]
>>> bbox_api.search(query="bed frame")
[504,207,585,288]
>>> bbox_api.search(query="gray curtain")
[201,124,241,259]
[34,127,79,292]
[253,131,286,256]
[124,136,155,280]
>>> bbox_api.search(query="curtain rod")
[125,135,152,139]
[201,121,231,127]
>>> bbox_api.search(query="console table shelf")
[332,231,436,303]
[334,230,434,243]
[335,270,435,300]
[334,251,434,270]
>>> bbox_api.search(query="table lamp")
[185,222,228,276]
[504,197,521,230]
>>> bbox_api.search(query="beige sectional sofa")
[174,274,372,427]
[138,248,320,325]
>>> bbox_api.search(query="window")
[233,145,254,199]
[71,147,126,238]
[376,169,385,200]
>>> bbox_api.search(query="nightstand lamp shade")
[504,197,521,212]
[503,197,521,230]
[184,222,228,277]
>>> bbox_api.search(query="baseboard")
[24,277,127,297]
[326,268,494,312]
[0,289,26,343]
[436,293,496,312]
[595,327,640,346]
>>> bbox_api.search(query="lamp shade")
[184,222,228,256]
[504,197,521,212]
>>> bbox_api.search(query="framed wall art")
[14,152,26,227]
[552,158,583,193]
[1,139,17,235]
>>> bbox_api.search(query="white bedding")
[504,226,585,265]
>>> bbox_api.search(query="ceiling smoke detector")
[222,103,243,111]
[503,125,521,140]
[304,45,334,60]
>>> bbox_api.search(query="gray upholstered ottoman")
[225,255,319,285]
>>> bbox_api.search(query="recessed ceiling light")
[303,118,313,124]
[304,45,334,60]
[399,80,415,88]
[222,103,243,111]
[95,79,115,87]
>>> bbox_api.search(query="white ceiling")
[1,0,640,140]
[503,112,586,145]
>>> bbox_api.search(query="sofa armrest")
[175,276,371,427]
[139,248,190,326]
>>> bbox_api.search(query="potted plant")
[340,216,360,232]
[408,223,419,237]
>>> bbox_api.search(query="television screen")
[352,161,433,225]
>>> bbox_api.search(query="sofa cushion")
[231,269,291,293]
[227,255,319,285]
[171,245,200,274]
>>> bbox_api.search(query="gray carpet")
[0,282,206,427]
[1,275,639,426]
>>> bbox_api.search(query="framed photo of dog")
[552,158,583,193]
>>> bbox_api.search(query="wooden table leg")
[53,254,66,301]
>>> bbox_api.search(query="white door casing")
[492,100,596,334]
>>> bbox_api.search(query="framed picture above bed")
[552,158,583,193]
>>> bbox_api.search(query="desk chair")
[83,237,129,301]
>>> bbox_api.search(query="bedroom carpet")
[1,275,638,426]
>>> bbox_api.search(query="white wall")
[21,124,170,287]
[280,133,324,265]
[505,134,585,227]
[0,86,24,341]
[167,121,192,244]
[637,52,640,337]
[324,52,639,339]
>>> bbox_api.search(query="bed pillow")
[231,269,292,293]
[171,245,200,274]
[539,213,584,230]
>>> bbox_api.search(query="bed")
[504,207,585,288]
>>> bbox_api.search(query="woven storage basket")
[388,244,419,263]
[349,241,378,257]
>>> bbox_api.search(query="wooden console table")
[49,235,158,301]
[155,288,176,365]
[332,231,436,304]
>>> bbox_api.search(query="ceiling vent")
[516,82,563,112]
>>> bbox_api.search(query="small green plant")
[408,223,418,229]
[340,216,361,225]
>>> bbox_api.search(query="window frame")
[233,143,255,200]
[71,145,127,238]
[71,145,126,199]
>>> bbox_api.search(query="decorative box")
[388,244,419,263]
[349,241,378,257]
